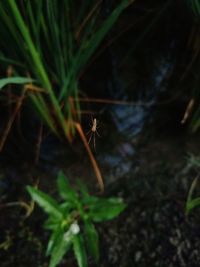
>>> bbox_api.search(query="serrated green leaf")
[27,186,62,219]
[73,234,88,267]
[0,77,35,89]
[57,171,78,203]
[49,229,72,267]
[84,221,99,263]
[89,198,126,222]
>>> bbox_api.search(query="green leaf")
[60,202,73,214]
[77,180,89,198]
[44,215,60,231]
[46,226,63,256]
[73,234,88,267]
[0,77,35,89]
[82,195,99,206]
[89,198,126,222]
[57,171,78,203]
[49,228,72,267]
[186,197,200,214]
[84,221,99,263]
[27,186,62,219]
[185,177,200,215]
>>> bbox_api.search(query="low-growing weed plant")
[27,172,126,267]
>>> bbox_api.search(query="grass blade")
[77,0,129,71]
[0,77,35,89]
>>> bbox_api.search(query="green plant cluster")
[0,0,130,140]
[27,172,126,267]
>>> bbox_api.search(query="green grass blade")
[59,0,129,101]
[0,77,35,89]
[4,1,71,138]
[29,93,59,135]
[7,0,52,89]
[77,0,129,71]
[7,1,66,126]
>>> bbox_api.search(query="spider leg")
[93,132,96,151]
[90,114,94,124]
[96,129,101,137]
[86,129,91,135]
[88,132,93,144]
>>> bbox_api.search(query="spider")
[87,117,100,150]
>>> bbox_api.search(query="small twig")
[181,99,195,124]
[74,122,104,193]
[0,200,34,217]
[0,89,26,152]
[35,123,43,165]
[75,0,102,40]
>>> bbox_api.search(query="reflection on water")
[97,55,174,183]
[98,142,135,184]
[109,56,173,138]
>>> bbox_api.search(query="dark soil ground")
[98,132,200,267]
